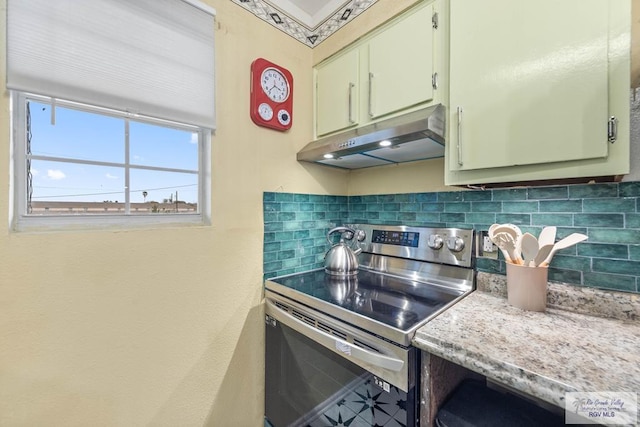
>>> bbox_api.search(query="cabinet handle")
[457,107,463,166]
[607,116,617,143]
[368,72,374,117]
[348,82,355,124]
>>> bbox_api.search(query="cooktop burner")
[270,269,460,331]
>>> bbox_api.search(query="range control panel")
[349,224,474,268]
[371,229,420,248]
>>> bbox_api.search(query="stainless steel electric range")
[264,224,475,427]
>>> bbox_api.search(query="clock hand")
[269,86,280,98]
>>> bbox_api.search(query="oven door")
[264,296,418,427]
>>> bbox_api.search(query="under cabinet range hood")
[297,104,446,169]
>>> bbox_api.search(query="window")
[12,94,211,230]
[7,0,216,230]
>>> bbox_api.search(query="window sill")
[12,213,210,233]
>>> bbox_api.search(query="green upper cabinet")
[368,3,434,119]
[316,49,360,136]
[446,0,631,185]
[314,0,440,138]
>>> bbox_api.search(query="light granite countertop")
[413,272,640,410]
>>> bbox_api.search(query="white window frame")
[10,92,212,232]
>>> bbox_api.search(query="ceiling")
[230,0,379,47]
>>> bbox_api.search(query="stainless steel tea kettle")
[324,226,365,276]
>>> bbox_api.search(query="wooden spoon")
[533,244,554,267]
[538,226,557,247]
[520,233,539,267]
[540,233,588,266]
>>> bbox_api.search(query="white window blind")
[7,0,216,129]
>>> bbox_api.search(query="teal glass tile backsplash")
[263,192,348,278]
[263,181,640,293]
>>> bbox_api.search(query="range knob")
[427,234,444,249]
[447,236,465,252]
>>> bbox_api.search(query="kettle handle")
[326,226,355,244]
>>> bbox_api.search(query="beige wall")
[349,158,452,195]
[0,0,342,425]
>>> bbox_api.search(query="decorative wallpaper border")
[230,0,378,47]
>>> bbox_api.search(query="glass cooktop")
[266,268,462,332]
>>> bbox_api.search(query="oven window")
[265,320,413,427]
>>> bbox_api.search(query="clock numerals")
[261,67,290,103]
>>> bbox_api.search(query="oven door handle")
[266,300,404,372]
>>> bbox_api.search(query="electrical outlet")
[479,230,497,257]
[483,236,496,253]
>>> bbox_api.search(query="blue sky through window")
[29,101,199,204]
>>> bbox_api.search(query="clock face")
[277,109,291,126]
[258,103,273,121]
[250,58,293,131]
[261,67,290,103]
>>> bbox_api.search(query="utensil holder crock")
[506,263,548,312]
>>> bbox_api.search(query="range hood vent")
[297,104,446,169]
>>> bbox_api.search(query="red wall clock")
[250,58,293,131]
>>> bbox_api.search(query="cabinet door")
[449,0,610,171]
[316,49,360,136]
[369,3,434,119]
